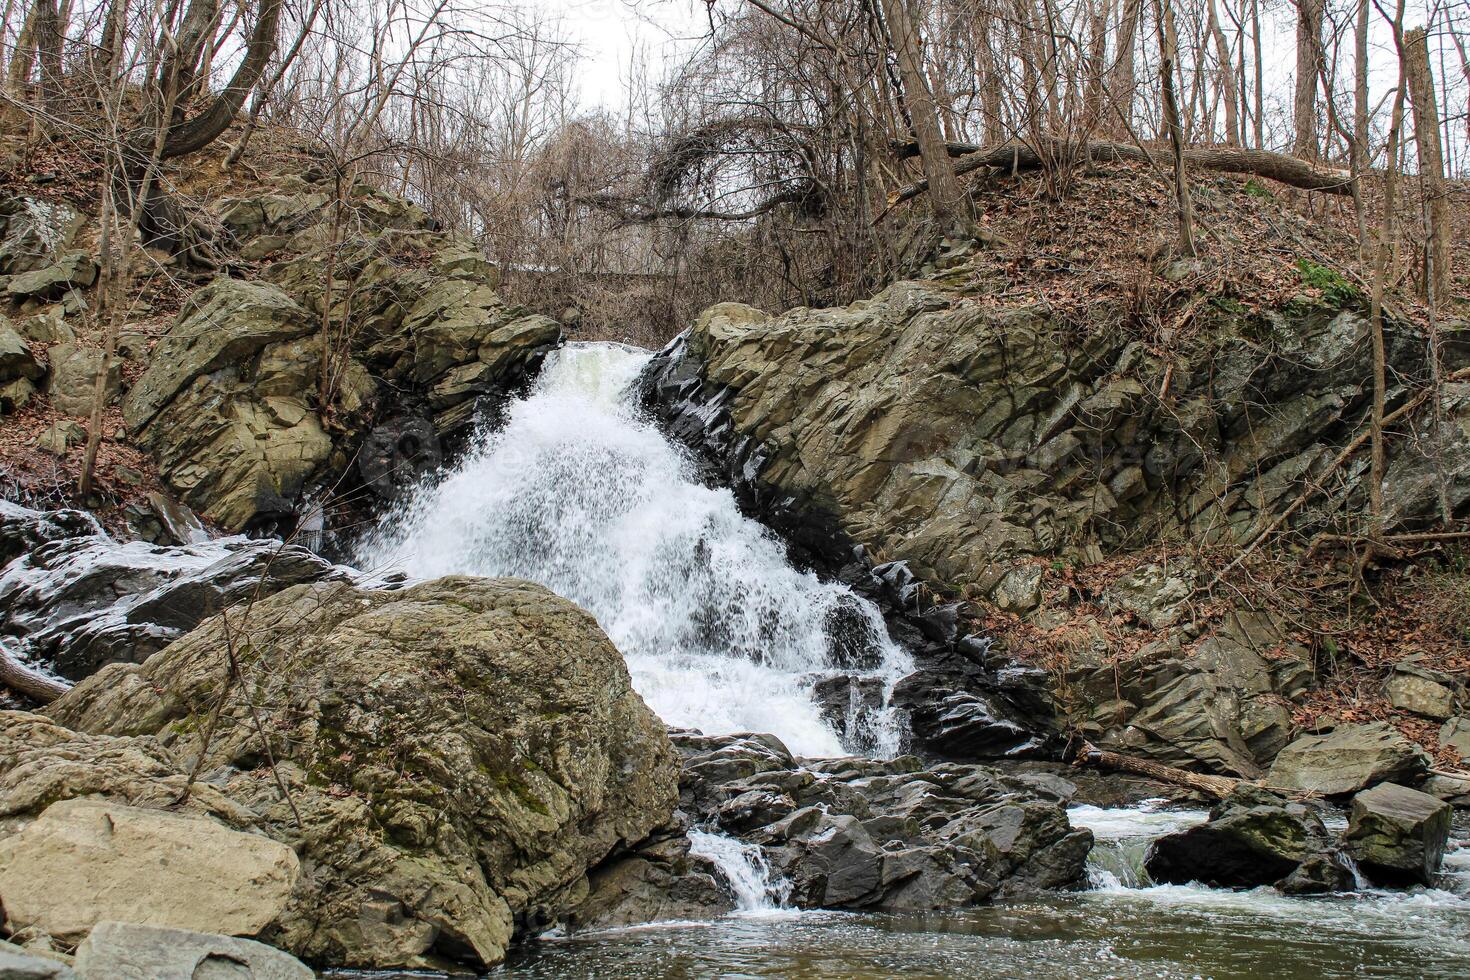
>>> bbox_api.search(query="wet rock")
[1266,722,1430,797]
[358,416,442,500]
[41,577,678,970]
[1341,782,1452,886]
[672,731,1091,911]
[0,799,300,943]
[0,502,100,567]
[563,834,736,931]
[891,669,1051,759]
[74,922,311,980]
[810,674,886,745]
[0,941,73,979]
[1144,785,1331,888]
[0,507,352,681]
[1275,850,1360,895]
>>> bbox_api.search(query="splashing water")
[688,830,790,913]
[358,342,912,757]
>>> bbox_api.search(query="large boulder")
[37,577,677,970]
[1341,782,1453,886]
[1266,722,1430,797]
[44,344,120,418]
[0,197,83,275]
[1143,785,1333,888]
[0,799,299,943]
[673,732,1091,910]
[74,922,312,980]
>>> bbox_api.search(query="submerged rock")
[31,577,676,970]
[673,731,1092,911]
[1266,722,1430,797]
[1144,785,1333,888]
[1341,782,1452,886]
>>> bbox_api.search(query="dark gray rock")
[0,504,352,681]
[671,730,1092,912]
[1342,782,1453,886]
[1144,785,1332,888]
[1275,851,1360,895]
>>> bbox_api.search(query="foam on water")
[357,342,912,757]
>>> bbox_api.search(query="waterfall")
[358,342,912,758]
[688,830,789,912]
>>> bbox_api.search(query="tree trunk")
[1110,0,1143,134]
[157,0,283,159]
[1404,27,1451,310]
[1205,0,1239,145]
[1156,0,1197,256]
[1083,0,1112,130]
[0,641,70,704]
[877,0,973,238]
[1352,0,1369,257]
[1074,743,1243,800]
[1294,0,1323,159]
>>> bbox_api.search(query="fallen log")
[0,640,70,704]
[888,137,1353,209]
[1073,741,1244,800]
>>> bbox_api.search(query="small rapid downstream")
[492,806,1470,979]
[359,342,910,757]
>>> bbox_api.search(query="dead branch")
[0,640,71,704]
[1073,741,1243,799]
[888,138,1355,208]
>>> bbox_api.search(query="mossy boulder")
[36,577,676,970]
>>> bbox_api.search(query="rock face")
[561,833,736,931]
[0,941,74,979]
[0,502,352,682]
[1266,722,1430,797]
[1144,785,1334,888]
[112,178,560,533]
[74,922,312,980]
[0,799,299,943]
[33,577,677,970]
[640,277,1470,774]
[674,731,1091,910]
[1341,782,1453,885]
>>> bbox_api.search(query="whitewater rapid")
[358,342,911,757]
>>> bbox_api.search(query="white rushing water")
[358,342,912,757]
[688,830,791,913]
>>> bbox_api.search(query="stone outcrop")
[0,799,299,943]
[640,277,1470,774]
[95,177,562,533]
[1341,782,1453,886]
[1143,785,1335,888]
[25,576,676,970]
[1266,722,1430,797]
[674,731,1091,910]
[0,502,352,682]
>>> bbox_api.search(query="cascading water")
[358,342,912,758]
[688,830,790,913]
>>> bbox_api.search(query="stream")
[348,343,1470,978]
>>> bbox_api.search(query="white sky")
[542,0,709,108]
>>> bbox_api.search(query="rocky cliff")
[642,260,1470,778]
